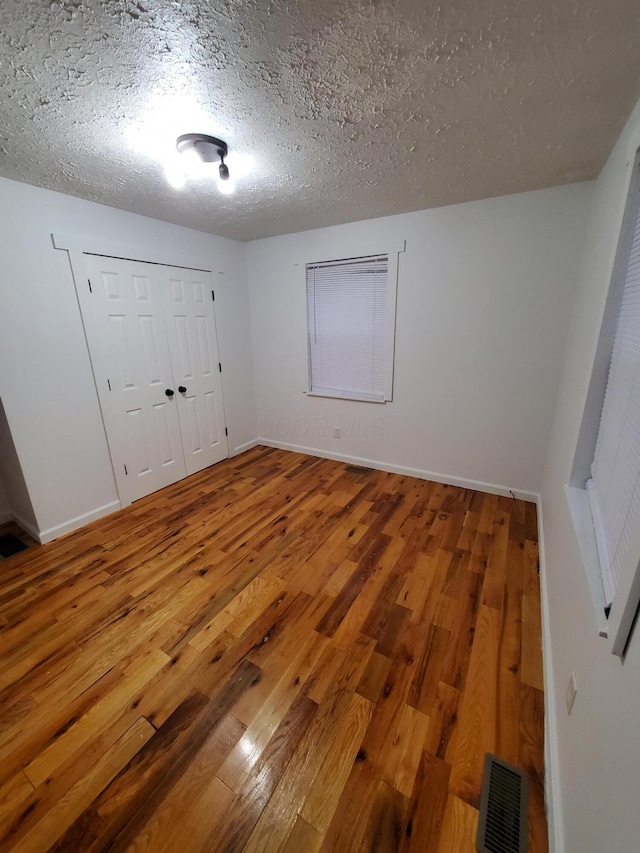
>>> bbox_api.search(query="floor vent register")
[0,533,28,558]
[477,753,529,853]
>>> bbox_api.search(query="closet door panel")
[163,269,228,476]
[83,255,187,502]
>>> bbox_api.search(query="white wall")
[0,176,256,540]
[247,184,591,497]
[540,97,640,853]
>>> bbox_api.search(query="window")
[587,208,640,610]
[573,152,640,656]
[306,254,396,402]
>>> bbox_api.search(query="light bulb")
[217,176,235,195]
[165,161,186,189]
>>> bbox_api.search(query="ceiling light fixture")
[174,133,233,193]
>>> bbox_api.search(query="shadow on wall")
[0,397,38,532]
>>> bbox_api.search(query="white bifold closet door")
[163,268,227,476]
[82,255,228,504]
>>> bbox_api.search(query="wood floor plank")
[319,755,381,852]
[424,680,461,760]
[281,814,323,853]
[496,541,524,765]
[380,701,430,798]
[409,623,451,716]
[447,605,501,807]
[316,534,392,638]
[481,509,509,610]
[243,688,355,851]
[212,693,318,852]
[520,683,547,853]
[10,717,155,853]
[522,593,544,690]
[216,630,327,791]
[361,780,409,853]
[399,752,451,853]
[356,650,393,704]
[300,691,372,834]
[0,771,34,839]
[436,793,479,853]
[24,647,169,788]
[121,714,245,853]
[51,661,262,852]
[0,447,547,853]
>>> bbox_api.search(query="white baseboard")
[536,495,564,853]
[36,500,121,544]
[232,439,259,457]
[257,438,539,502]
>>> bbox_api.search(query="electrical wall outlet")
[333,427,341,438]
[566,671,577,714]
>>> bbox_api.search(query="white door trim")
[63,247,229,508]
[52,232,223,274]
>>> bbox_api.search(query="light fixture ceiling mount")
[176,133,230,181]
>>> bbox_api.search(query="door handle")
[165,389,175,397]
[178,386,187,393]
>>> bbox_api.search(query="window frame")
[570,148,640,658]
[304,251,400,404]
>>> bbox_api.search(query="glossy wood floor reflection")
[0,447,547,852]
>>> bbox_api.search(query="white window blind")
[306,255,390,402]
[587,181,640,607]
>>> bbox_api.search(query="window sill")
[565,484,609,638]
[305,390,388,404]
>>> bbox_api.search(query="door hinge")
[211,289,215,301]
[124,464,128,476]
[107,379,111,391]
[225,427,228,436]
[218,362,222,373]
[88,279,92,293]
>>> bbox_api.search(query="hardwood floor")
[0,446,547,852]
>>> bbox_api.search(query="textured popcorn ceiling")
[1,1,640,241]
